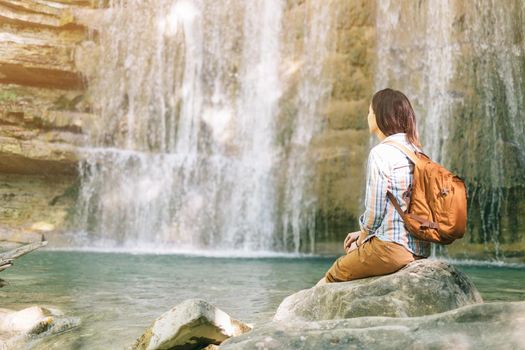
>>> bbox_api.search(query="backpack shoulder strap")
[382,140,422,166]
[386,191,406,218]
[383,140,418,219]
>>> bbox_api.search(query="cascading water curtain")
[375,0,455,257]
[75,0,336,253]
[375,0,455,163]
[375,0,525,257]
[448,0,525,255]
[279,1,335,253]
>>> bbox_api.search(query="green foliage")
[0,90,18,103]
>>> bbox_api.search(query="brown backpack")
[383,141,467,245]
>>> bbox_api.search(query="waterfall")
[75,0,335,252]
[375,1,457,259]
[280,1,334,252]
[375,0,525,256]
[375,0,456,162]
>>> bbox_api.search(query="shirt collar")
[381,133,408,144]
[380,132,422,152]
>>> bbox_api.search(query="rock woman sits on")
[318,88,430,285]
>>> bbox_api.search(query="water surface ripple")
[1,252,524,349]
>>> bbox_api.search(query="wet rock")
[273,259,483,322]
[133,299,251,350]
[0,174,78,238]
[0,306,55,334]
[221,301,525,350]
[0,306,80,349]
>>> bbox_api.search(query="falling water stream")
[75,0,334,253]
[375,0,456,164]
[375,0,525,257]
[71,0,525,256]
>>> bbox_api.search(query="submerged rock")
[274,259,483,322]
[0,306,80,349]
[133,299,251,350]
[221,301,525,350]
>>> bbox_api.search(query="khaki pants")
[325,236,421,283]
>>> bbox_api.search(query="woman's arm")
[358,148,389,237]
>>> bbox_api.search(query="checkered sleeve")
[359,148,389,235]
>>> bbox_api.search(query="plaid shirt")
[359,133,431,257]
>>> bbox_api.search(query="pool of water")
[1,251,524,349]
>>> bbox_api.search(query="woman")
[318,88,430,285]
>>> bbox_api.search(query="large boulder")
[133,299,252,350]
[274,259,482,322]
[0,306,80,349]
[220,301,525,350]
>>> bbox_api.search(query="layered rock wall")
[0,0,94,236]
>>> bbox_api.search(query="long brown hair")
[371,88,422,148]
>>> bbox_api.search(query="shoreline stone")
[273,259,483,322]
[0,306,80,349]
[133,299,252,350]
[220,301,525,350]
[219,259,518,350]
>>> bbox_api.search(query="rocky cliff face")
[0,0,94,237]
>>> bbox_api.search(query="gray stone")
[221,301,525,350]
[273,259,483,322]
[0,306,80,349]
[133,299,252,350]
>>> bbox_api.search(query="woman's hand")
[345,241,358,254]
[343,231,360,252]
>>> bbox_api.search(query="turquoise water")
[1,251,524,349]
